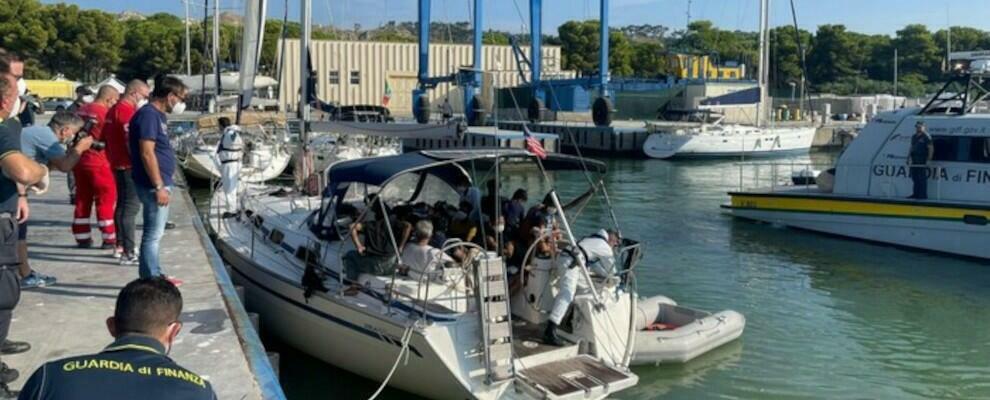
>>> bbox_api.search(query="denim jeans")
[114,169,142,256]
[136,186,171,278]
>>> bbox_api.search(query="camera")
[73,118,105,150]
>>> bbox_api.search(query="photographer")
[72,85,119,249]
[17,111,93,288]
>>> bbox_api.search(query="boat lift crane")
[412,0,486,126]
[412,0,614,127]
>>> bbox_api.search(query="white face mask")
[137,98,149,108]
[496,224,505,233]
[82,95,94,104]
[10,96,21,116]
[170,101,186,114]
[16,79,26,97]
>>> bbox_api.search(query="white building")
[277,39,575,117]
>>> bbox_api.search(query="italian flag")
[382,79,392,106]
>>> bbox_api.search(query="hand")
[155,188,170,206]
[356,243,366,255]
[74,135,94,152]
[29,167,49,194]
[15,196,28,224]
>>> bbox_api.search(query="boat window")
[931,135,990,163]
[378,173,459,206]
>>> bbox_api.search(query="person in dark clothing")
[0,50,51,397]
[440,98,453,124]
[503,188,528,236]
[19,277,217,400]
[343,198,412,294]
[908,121,933,200]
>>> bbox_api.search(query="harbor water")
[195,152,989,399]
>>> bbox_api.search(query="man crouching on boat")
[544,229,620,346]
[343,197,412,295]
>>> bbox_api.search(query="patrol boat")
[724,52,990,260]
[208,149,641,399]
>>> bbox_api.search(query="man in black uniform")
[0,49,50,398]
[908,121,934,199]
[18,277,217,399]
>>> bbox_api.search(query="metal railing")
[733,161,948,201]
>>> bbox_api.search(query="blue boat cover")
[700,87,760,106]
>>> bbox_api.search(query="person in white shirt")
[544,229,620,346]
[401,220,454,282]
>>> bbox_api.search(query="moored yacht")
[724,55,990,260]
[208,149,641,399]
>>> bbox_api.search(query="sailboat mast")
[184,0,192,76]
[213,0,222,101]
[756,0,770,128]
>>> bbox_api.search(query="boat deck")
[517,355,631,398]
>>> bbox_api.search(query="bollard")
[248,312,260,332]
[266,352,281,380]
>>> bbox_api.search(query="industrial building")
[276,39,576,117]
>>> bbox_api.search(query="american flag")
[523,125,547,159]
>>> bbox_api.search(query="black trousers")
[0,267,19,346]
[910,166,928,199]
[114,169,141,254]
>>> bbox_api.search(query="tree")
[117,14,185,81]
[38,3,124,82]
[0,0,52,78]
[769,26,812,89]
[808,25,860,85]
[893,24,940,82]
[630,42,669,78]
[558,20,633,77]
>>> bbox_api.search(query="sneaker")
[0,363,17,384]
[120,255,139,266]
[165,221,177,230]
[112,247,123,259]
[21,271,56,289]
[0,340,30,355]
[76,240,92,249]
[164,276,184,287]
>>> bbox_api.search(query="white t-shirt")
[401,242,454,281]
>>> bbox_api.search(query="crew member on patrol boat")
[19,277,217,400]
[215,117,243,217]
[544,229,620,346]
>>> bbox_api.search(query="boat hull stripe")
[727,194,990,222]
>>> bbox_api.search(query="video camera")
[73,117,105,150]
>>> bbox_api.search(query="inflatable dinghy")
[632,295,745,365]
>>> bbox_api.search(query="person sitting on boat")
[449,200,480,243]
[215,117,244,217]
[503,188,528,238]
[544,229,620,346]
[908,121,933,200]
[343,197,412,294]
[401,220,455,282]
[520,193,560,257]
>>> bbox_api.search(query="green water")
[196,153,990,399]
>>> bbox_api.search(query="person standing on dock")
[19,277,217,399]
[17,112,93,289]
[908,121,933,200]
[129,76,186,286]
[441,98,453,124]
[0,50,52,396]
[72,85,119,249]
[105,80,150,265]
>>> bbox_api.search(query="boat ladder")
[474,256,515,384]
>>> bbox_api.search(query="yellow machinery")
[667,54,746,80]
[25,79,78,99]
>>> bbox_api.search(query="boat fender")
[301,262,329,302]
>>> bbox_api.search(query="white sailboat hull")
[181,146,291,183]
[643,126,816,159]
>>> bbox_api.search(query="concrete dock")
[5,172,283,398]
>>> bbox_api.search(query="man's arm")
[139,139,162,186]
[49,143,85,172]
[0,152,46,186]
[350,222,365,254]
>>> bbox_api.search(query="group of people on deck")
[340,177,623,346]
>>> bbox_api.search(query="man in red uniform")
[73,85,119,248]
[104,80,149,263]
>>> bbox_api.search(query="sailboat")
[642,0,816,159]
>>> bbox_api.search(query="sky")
[42,0,990,36]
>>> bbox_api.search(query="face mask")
[171,101,186,114]
[137,98,149,108]
[496,224,505,233]
[10,96,21,117]
[82,95,94,104]
[16,79,26,97]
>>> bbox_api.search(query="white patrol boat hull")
[643,125,816,159]
[631,296,745,365]
[725,191,990,260]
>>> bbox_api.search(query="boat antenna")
[276,0,290,112]
[788,0,811,119]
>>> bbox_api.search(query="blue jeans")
[136,186,172,278]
